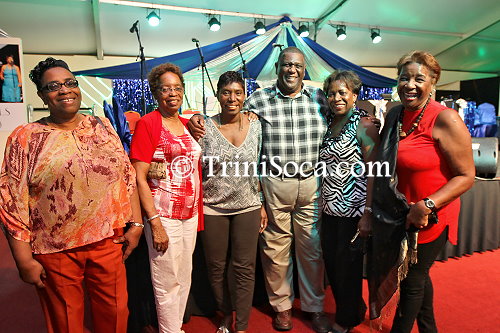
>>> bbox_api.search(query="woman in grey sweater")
[199,71,267,333]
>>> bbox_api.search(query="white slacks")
[144,214,198,333]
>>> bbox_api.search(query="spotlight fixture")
[370,28,382,44]
[298,23,309,38]
[208,15,221,32]
[146,10,160,27]
[336,25,347,41]
[254,20,266,35]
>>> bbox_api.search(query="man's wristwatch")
[423,198,437,212]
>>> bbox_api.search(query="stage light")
[298,23,309,38]
[146,10,160,26]
[371,28,382,44]
[254,20,266,35]
[336,25,346,41]
[208,16,221,32]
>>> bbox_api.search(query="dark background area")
[460,77,499,107]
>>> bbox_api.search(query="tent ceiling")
[74,18,398,88]
[0,0,499,75]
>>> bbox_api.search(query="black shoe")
[309,312,332,333]
[330,324,352,333]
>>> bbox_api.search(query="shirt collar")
[272,82,312,99]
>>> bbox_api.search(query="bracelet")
[364,206,373,214]
[146,213,161,222]
[259,191,265,202]
[128,222,144,228]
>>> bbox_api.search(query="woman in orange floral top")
[0,57,143,333]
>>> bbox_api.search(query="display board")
[0,37,27,131]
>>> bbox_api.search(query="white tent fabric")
[183,21,335,83]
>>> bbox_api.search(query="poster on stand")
[0,37,27,132]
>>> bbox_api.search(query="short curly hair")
[148,63,184,100]
[29,57,71,91]
[323,69,362,95]
[396,50,441,84]
[216,71,245,95]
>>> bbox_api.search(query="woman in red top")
[130,63,202,333]
[391,51,475,332]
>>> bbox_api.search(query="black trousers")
[202,209,261,331]
[391,227,448,333]
[321,214,367,328]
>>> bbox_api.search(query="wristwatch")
[423,198,436,212]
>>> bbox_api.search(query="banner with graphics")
[0,37,27,131]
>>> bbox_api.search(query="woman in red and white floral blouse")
[130,62,203,333]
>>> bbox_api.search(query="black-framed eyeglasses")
[158,87,183,95]
[41,79,79,92]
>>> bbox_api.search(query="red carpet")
[1,232,499,333]
[185,251,500,333]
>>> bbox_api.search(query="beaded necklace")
[398,97,430,138]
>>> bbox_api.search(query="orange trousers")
[34,237,128,333]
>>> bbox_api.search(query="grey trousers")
[202,208,261,331]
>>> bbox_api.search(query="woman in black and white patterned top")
[198,71,268,333]
[319,70,380,333]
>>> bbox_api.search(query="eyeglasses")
[41,79,79,92]
[158,87,183,95]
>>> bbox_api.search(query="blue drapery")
[301,36,396,88]
[103,97,132,153]
[463,101,477,135]
[74,16,396,88]
[74,21,282,79]
[112,79,156,114]
[359,86,394,100]
[112,79,392,113]
[77,16,396,113]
